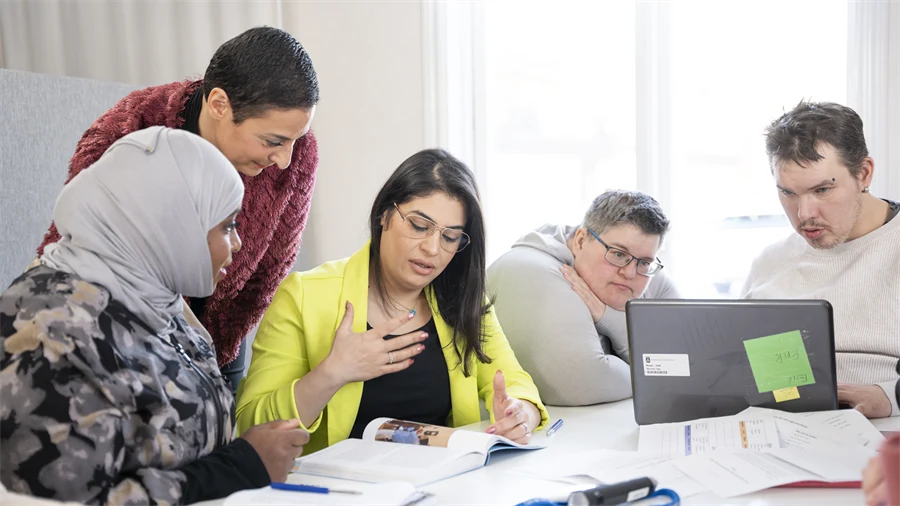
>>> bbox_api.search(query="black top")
[350,317,452,439]
[181,86,203,136]
[180,87,208,321]
[884,199,900,224]
[179,438,270,503]
[896,360,899,408]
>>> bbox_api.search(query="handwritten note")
[743,330,815,393]
[773,386,801,402]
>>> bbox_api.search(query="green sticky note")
[743,330,815,393]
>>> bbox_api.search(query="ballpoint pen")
[270,482,363,495]
[546,419,564,437]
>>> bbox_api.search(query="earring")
[862,187,870,193]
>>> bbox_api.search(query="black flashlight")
[567,477,657,506]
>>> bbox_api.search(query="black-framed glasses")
[393,203,471,253]
[587,228,663,276]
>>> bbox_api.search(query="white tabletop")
[203,400,900,506]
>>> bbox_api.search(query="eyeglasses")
[587,228,663,277]
[393,203,471,253]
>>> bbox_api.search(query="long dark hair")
[369,149,490,376]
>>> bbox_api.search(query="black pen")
[567,477,656,506]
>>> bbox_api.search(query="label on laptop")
[642,354,691,376]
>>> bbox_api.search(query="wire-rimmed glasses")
[393,203,471,253]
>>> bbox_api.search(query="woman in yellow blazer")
[236,149,547,454]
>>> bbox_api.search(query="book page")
[447,426,546,455]
[362,418,458,448]
[295,439,483,486]
[362,417,546,456]
[639,418,779,456]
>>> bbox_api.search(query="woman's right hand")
[322,301,429,385]
[240,419,310,483]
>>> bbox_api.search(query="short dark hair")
[369,149,490,376]
[764,101,868,176]
[582,190,670,242]
[204,26,319,123]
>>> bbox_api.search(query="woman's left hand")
[486,370,541,444]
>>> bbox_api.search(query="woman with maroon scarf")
[37,26,320,394]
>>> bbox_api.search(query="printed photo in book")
[293,417,546,486]
[369,419,457,448]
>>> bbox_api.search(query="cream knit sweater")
[742,213,900,416]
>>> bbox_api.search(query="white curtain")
[848,0,900,200]
[0,0,286,86]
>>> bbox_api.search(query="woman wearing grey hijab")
[0,127,309,505]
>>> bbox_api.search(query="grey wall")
[0,69,136,288]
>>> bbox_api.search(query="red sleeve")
[203,133,319,366]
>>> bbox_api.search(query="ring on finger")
[388,351,394,365]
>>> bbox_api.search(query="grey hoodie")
[487,224,679,406]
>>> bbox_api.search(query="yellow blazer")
[235,243,548,453]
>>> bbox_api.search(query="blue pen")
[546,418,564,436]
[270,482,362,495]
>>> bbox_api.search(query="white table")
[203,400,900,505]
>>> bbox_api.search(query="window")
[666,0,847,296]
[482,0,637,262]
[480,0,848,296]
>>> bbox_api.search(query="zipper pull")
[172,341,193,365]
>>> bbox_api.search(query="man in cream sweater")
[743,101,900,418]
[488,191,679,406]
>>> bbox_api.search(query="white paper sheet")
[673,450,817,498]
[737,406,848,449]
[511,449,706,498]
[798,409,886,448]
[638,418,780,456]
[596,455,707,498]
[764,445,876,482]
[223,476,418,506]
[738,406,884,449]
[511,449,661,481]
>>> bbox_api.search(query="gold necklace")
[389,295,419,317]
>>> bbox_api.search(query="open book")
[293,417,546,486]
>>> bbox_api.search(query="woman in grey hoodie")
[487,190,679,406]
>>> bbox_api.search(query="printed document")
[639,418,780,456]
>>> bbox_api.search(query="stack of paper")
[510,408,884,500]
[637,408,884,497]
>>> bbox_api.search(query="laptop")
[626,299,838,425]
